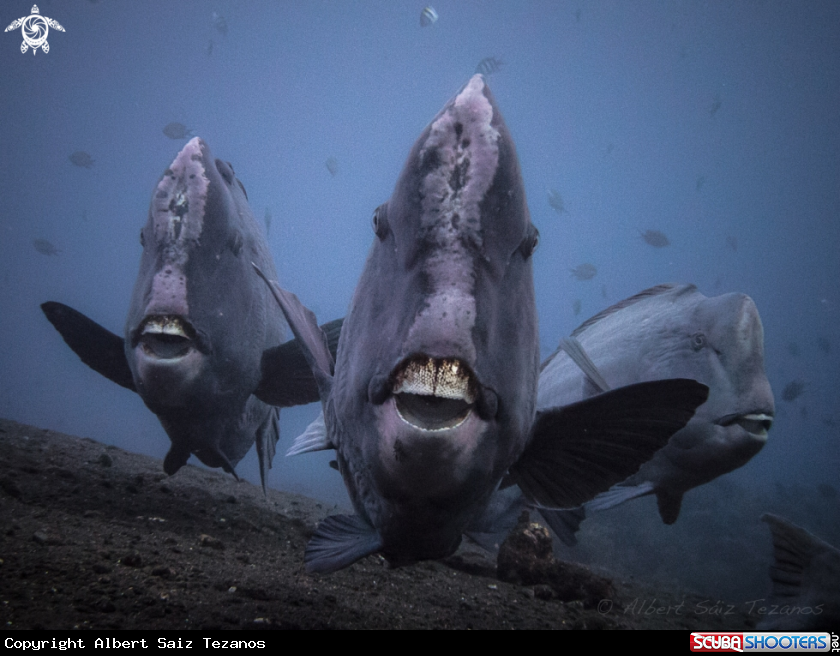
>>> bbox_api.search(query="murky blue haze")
[1,1,838,604]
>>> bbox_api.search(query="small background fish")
[570,263,597,280]
[211,12,228,36]
[33,239,61,256]
[162,123,193,140]
[547,188,566,215]
[475,57,503,76]
[709,94,722,117]
[639,229,670,247]
[325,157,339,177]
[68,151,94,168]
[420,6,438,27]
[726,234,737,251]
[781,379,805,402]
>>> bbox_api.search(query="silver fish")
[162,123,194,140]
[260,76,708,573]
[69,151,94,168]
[758,514,840,631]
[537,283,773,538]
[41,138,329,489]
[420,6,438,27]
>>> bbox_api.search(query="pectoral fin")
[287,411,333,456]
[511,378,708,509]
[255,319,343,407]
[41,301,136,392]
[252,264,333,401]
[305,514,383,574]
[585,481,656,512]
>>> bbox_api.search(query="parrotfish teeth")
[393,357,476,403]
[141,316,191,338]
[736,413,773,437]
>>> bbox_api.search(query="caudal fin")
[758,513,840,630]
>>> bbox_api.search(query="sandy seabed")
[0,417,756,630]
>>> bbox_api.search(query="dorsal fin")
[570,283,691,338]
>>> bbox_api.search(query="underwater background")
[1,0,838,603]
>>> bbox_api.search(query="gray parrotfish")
[535,283,774,542]
[41,137,336,489]
[256,75,709,573]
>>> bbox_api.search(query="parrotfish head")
[667,290,774,471]
[125,137,280,472]
[337,75,539,560]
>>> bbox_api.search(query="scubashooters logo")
[691,632,833,652]
[4,5,64,55]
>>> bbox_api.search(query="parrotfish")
[536,283,774,541]
[258,76,708,573]
[42,138,333,489]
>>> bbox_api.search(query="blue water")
[1,1,838,601]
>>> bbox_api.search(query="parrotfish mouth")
[135,315,197,360]
[717,411,774,441]
[391,356,479,431]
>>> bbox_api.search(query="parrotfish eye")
[371,204,389,239]
[519,225,539,258]
[691,332,706,351]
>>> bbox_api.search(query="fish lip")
[133,315,199,360]
[390,355,479,431]
[716,411,774,440]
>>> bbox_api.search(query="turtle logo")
[5,5,64,55]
